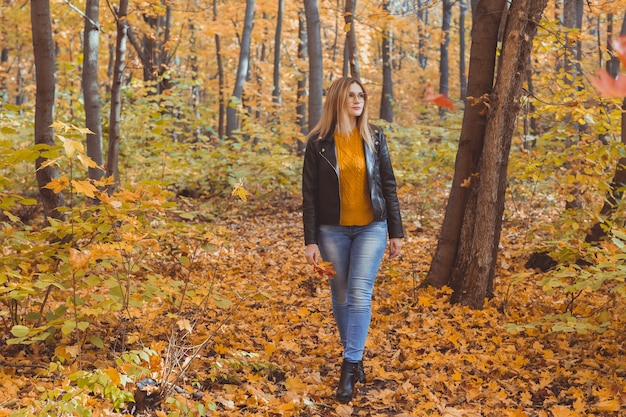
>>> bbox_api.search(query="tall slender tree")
[106,0,129,192]
[296,8,308,138]
[380,0,393,122]
[304,0,323,132]
[31,0,65,219]
[214,0,225,139]
[82,0,104,181]
[344,0,359,79]
[226,0,254,137]
[272,0,284,109]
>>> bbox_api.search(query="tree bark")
[213,0,225,139]
[417,0,428,70]
[272,0,284,108]
[586,15,626,243]
[450,0,548,308]
[426,0,506,288]
[31,0,65,220]
[344,0,360,80]
[106,0,129,192]
[304,0,323,133]
[459,0,468,101]
[82,0,104,181]
[439,0,452,98]
[380,0,393,122]
[226,0,254,138]
[297,8,308,142]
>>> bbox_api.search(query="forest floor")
[0,194,625,417]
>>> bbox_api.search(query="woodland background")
[0,0,626,415]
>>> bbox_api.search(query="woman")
[302,77,403,403]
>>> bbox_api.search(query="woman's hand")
[305,244,321,265]
[388,238,402,259]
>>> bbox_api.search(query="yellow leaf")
[3,210,20,222]
[61,137,84,157]
[264,343,276,356]
[460,177,472,188]
[37,157,62,170]
[103,367,121,385]
[69,248,90,272]
[232,180,249,202]
[335,404,353,417]
[177,319,193,333]
[43,176,70,193]
[72,179,97,198]
[77,153,101,169]
[343,22,351,33]
[592,399,621,412]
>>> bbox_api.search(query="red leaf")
[612,35,626,68]
[313,261,336,278]
[590,70,626,98]
[424,84,455,110]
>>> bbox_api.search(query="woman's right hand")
[305,244,321,265]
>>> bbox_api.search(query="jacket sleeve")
[302,138,319,245]
[377,130,404,239]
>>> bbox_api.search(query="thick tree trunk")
[226,0,254,137]
[304,0,323,132]
[426,0,506,288]
[106,0,129,192]
[82,0,104,181]
[380,0,393,122]
[344,0,360,80]
[31,0,65,220]
[450,0,548,308]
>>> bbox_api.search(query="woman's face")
[347,83,365,119]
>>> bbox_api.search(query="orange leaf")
[313,260,336,278]
[424,84,455,110]
[590,70,626,98]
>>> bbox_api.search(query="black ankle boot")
[336,360,360,403]
[357,360,366,383]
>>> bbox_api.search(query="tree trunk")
[344,0,360,80]
[272,0,284,109]
[426,0,506,288]
[459,0,468,101]
[226,0,254,138]
[31,0,65,220]
[380,0,393,122]
[586,15,626,243]
[304,0,323,133]
[450,0,548,308]
[106,0,129,192]
[417,0,428,70]
[439,0,452,98]
[213,0,225,139]
[82,0,104,181]
[297,8,308,143]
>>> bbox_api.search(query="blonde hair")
[308,77,374,149]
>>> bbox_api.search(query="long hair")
[307,77,374,149]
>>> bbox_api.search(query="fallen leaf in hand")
[313,260,336,278]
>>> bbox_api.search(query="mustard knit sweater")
[335,129,374,226]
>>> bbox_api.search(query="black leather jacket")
[302,125,404,245]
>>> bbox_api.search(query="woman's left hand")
[388,238,402,259]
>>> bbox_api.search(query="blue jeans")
[318,221,387,362]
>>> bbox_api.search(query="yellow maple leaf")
[43,176,69,193]
[77,153,101,169]
[592,399,621,412]
[60,136,84,157]
[72,179,97,198]
[232,179,249,202]
[69,248,90,272]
